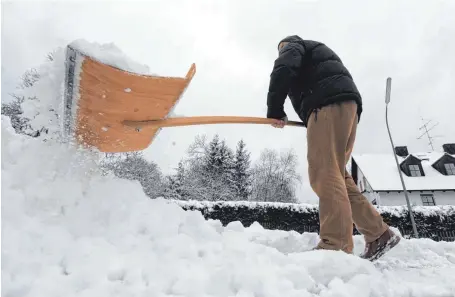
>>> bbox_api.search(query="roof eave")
[374,189,455,192]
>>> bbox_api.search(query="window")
[444,163,455,175]
[421,194,435,206]
[409,164,422,176]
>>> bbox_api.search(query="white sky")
[2,0,455,202]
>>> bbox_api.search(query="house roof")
[352,151,455,191]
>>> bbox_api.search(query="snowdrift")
[2,40,455,297]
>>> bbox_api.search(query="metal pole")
[384,77,419,238]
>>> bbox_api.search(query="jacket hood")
[277,35,304,49]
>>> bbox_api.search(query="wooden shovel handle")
[123,116,305,129]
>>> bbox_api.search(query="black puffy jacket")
[266,35,362,126]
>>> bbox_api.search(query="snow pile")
[15,48,67,138]
[2,40,455,297]
[69,39,151,75]
[2,122,455,296]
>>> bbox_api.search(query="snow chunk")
[11,47,67,138]
[226,221,245,232]
[69,39,151,75]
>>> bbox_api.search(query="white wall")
[375,191,455,206]
[356,167,374,193]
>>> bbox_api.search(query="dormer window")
[444,163,455,175]
[400,155,425,177]
[409,165,422,176]
[432,154,455,176]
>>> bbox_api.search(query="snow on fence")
[168,199,455,242]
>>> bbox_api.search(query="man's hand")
[271,116,288,128]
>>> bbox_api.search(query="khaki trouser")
[306,100,388,253]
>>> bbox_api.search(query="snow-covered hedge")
[169,200,455,240]
[375,205,455,239]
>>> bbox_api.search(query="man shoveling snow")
[266,35,400,260]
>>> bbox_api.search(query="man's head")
[277,35,303,51]
[278,41,289,51]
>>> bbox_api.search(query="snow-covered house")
[351,143,455,206]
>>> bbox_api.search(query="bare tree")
[250,148,301,203]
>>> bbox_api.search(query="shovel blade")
[63,44,196,153]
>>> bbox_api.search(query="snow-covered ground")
[2,40,455,297]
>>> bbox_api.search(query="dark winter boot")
[360,228,401,261]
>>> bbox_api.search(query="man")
[266,35,400,261]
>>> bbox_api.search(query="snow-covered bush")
[171,200,455,241]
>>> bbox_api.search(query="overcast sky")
[2,0,455,202]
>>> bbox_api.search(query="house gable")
[432,153,455,176]
[350,157,375,192]
[400,154,425,177]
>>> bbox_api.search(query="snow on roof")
[352,151,455,191]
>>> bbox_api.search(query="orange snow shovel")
[63,44,305,153]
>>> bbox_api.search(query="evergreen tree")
[232,139,252,200]
[219,139,234,178]
[174,160,189,199]
[219,139,236,199]
[163,175,180,199]
[204,134,222,173]
[200,134,220,192]
[196,134,236,200]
